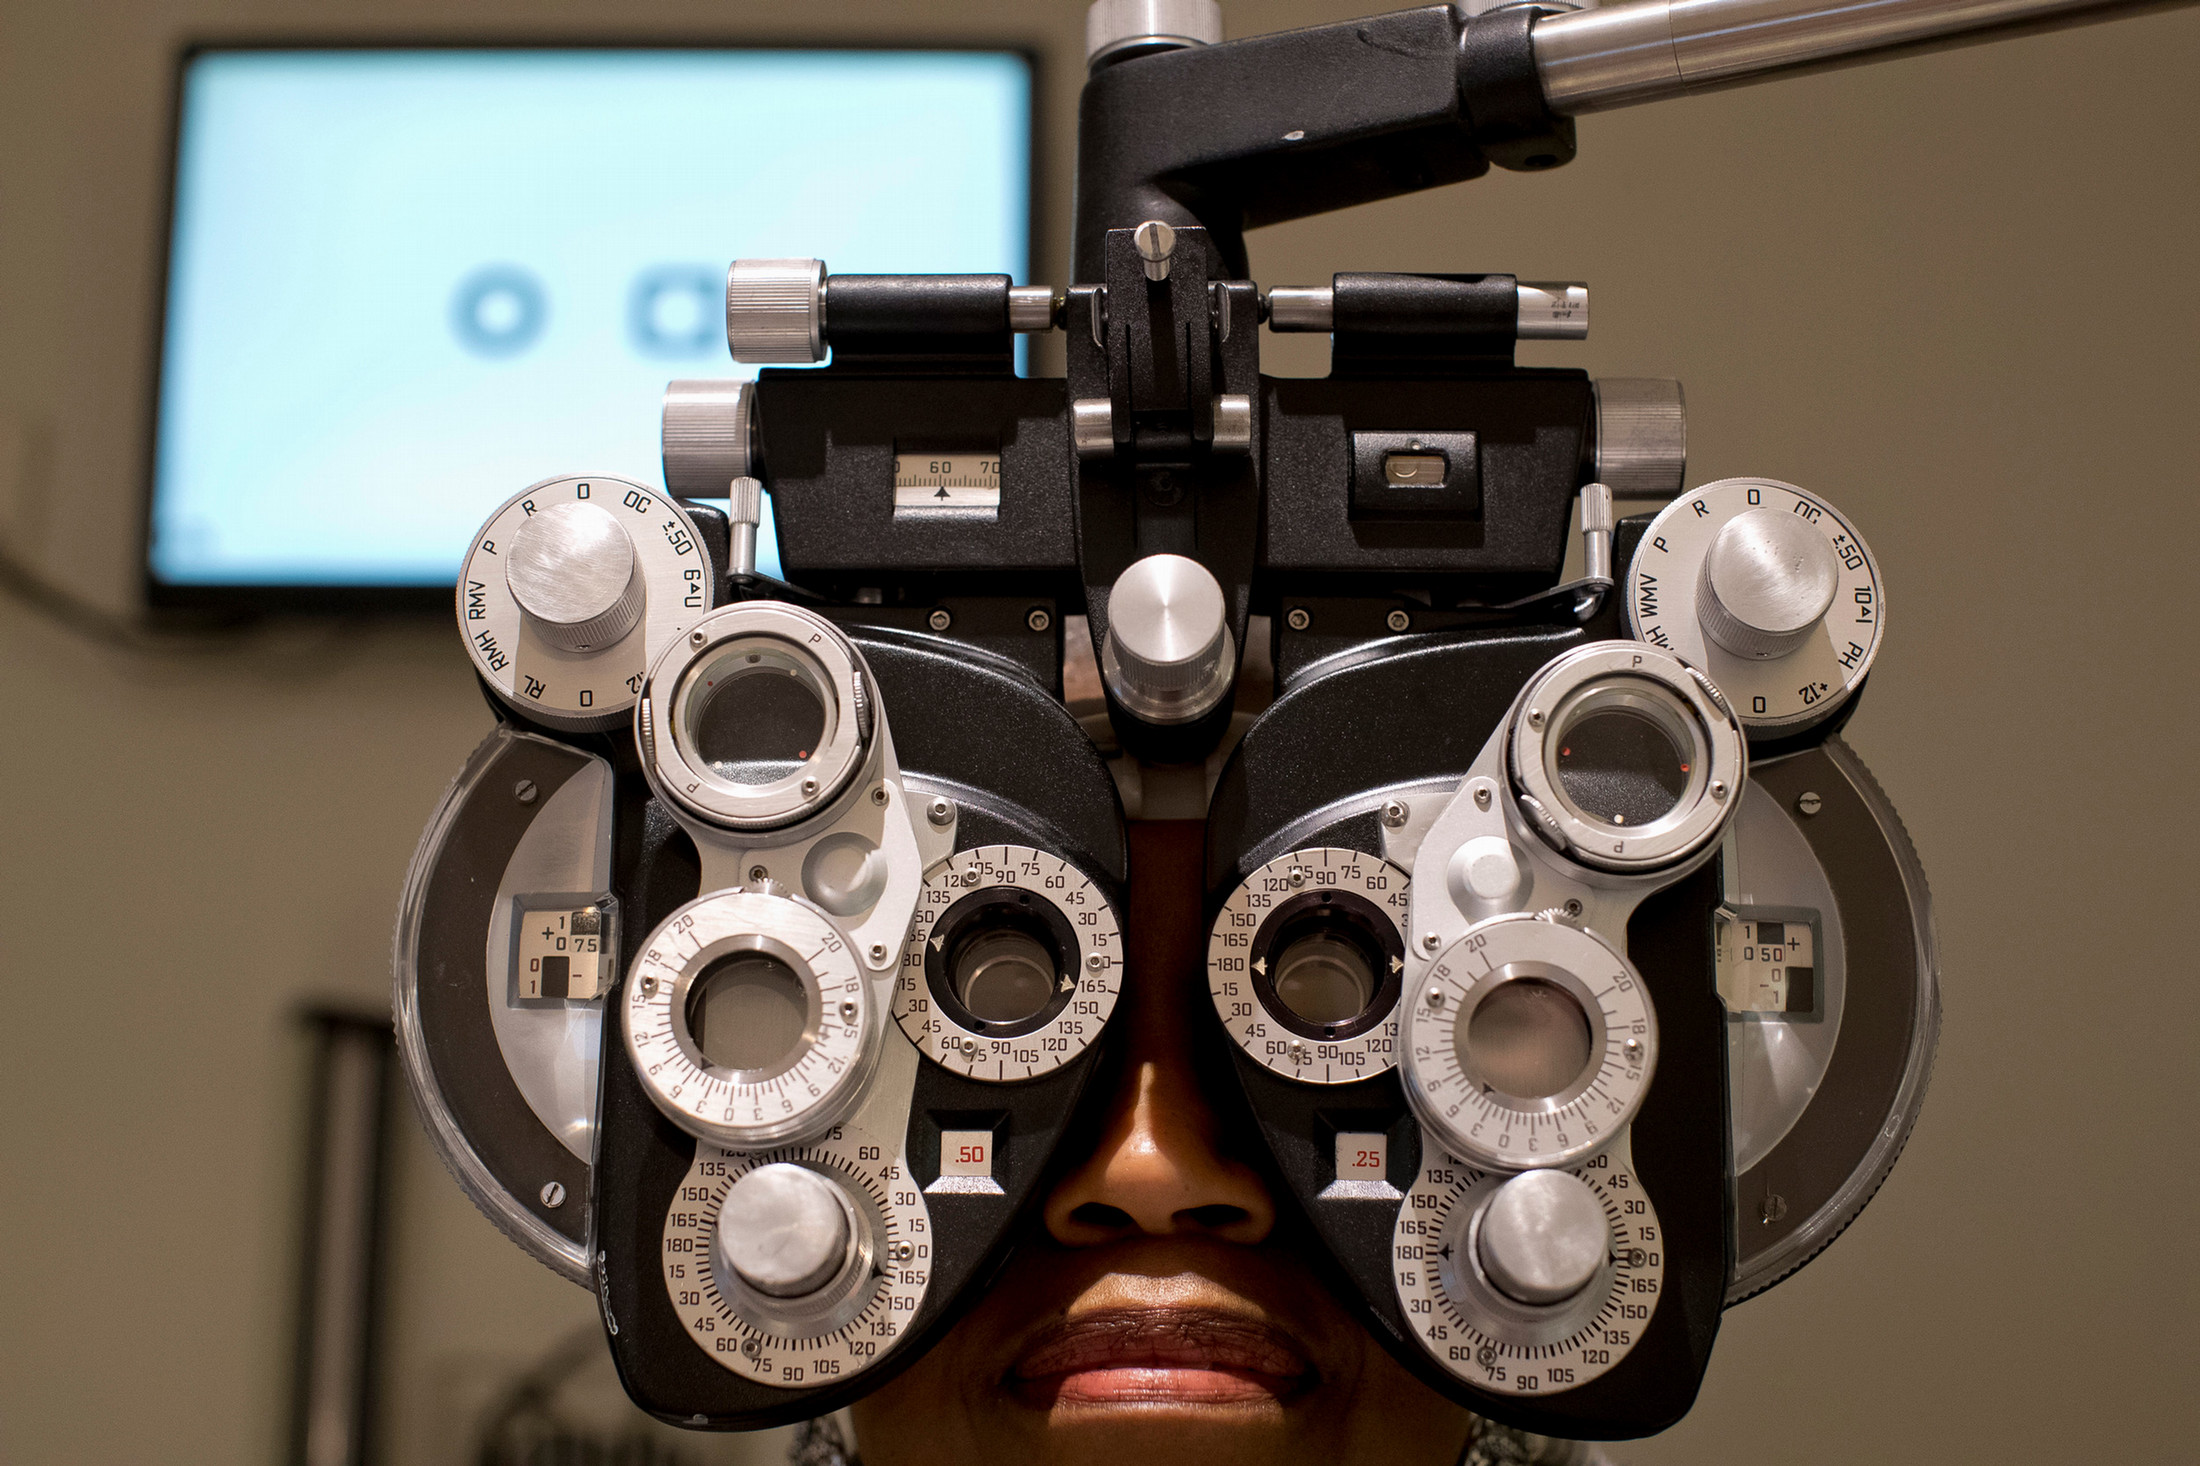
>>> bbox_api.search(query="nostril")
[1181,1203,1248,1230]
[1071,1201,1135,1230]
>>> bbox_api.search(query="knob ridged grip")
[1477,1170,1609,1306]
[661,379,753,496]
[504,501,644,653]
[1100,553,1235,724]
[1086,0,1222,63]
[1593,378,1687,499]
[713,1163,853,1299]
[726,259,825,363]
[1697,507,1841,660]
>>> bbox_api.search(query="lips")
[1010,1306,1317,1407]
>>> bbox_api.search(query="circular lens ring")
[891,845,1125,1083]
[641,602,873,833]
[923,884,1082,1040]
[1508,642,1745,873]
[624,888,878,1149]
[1248,889,1404,1043]
[1207,847,1412,1086]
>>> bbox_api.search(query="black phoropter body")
[390,0,2200,1437]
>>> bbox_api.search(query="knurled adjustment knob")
[1476,1170,1609,1306]
[726,259,826,363]
[713,1163,854,1299]
[1697,506,1841,660]
[1100,553,1236,725]
[505,500,645,653]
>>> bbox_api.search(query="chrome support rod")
[1532,0,2192,113]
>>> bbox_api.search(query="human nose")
[1043,821,1277,1245]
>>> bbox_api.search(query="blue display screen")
[148,49,1031,592]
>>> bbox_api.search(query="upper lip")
[1011,1306,1316,1385]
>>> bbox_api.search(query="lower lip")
[1035,1366,1297,1407]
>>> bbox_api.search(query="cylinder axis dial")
[1400,913,1656,1170]
[1393,1149,1663,1395]
[893,846,1123,1082]
[458,476,714,732]
[1626,478,1882,736]
[663,1140,931,1387]
[625,889,879,1149]
[1209,848,1409,1084]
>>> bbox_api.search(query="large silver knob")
[504,501,645,653]
[1100,553,1235,724]
[713,1163,855,1299]
[1697,507,1841,660]
[726,258,825,363]
[1476,1170,1609,1306]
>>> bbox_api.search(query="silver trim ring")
[625,888,879,1149]
[1509,642,1745,872]
[641,602,872,833]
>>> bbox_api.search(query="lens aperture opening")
[682,639,833,787]
[952,929,1061,1026]
[1272,934,1378,1027]
[1544,679,1705,832]
[1463,977,1594,1101]
[687,951,812,1074]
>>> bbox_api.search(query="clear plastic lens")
[687,952,810,1073]
[681,638,833,787]
[951,930,1060,1025]
[1272,934,1378,1026]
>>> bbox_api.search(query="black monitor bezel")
[141,35,1046,618]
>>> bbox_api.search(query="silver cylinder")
[661,379,753,497]
[1531,0,2174,114]
[1593,378,1688,500]
[1086,0,1224,65]
[727,258,825,363]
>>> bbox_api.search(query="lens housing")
[1508,643,1745,872]
[640,603,873,833]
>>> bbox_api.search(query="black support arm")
[1071,5,1573,281]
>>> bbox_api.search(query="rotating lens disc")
[1400,913,1656,1170]
[624,889,878,1148]
[1208,847,1410,1084]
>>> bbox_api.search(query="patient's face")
[851,823,1473,1466]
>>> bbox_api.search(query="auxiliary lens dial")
[1208,848,1409,1084]
[1393,1150,1663,1395]
[458,476,714,732]
[1400,913,1656,1171]
[625,888,879,1149]
[663,1141,931,1387]
[893,845,1123,1082]
[1626,478,1882,736]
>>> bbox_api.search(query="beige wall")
[2,1,2194,1462]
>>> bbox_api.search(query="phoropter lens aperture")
[1553,706,1691,827]
[1271,933,1379,1027]
[686,643,831,787]
[1463,977,1594,1101]
[687,951,811,1074]
[951,928,1060,1026]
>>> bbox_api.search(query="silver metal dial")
[663,1139,931,1387]
[892,846,1123,1082]
[1100,554,1236,725]
[1393,1147,1663,1395]
[1208,848,1409,1084]
[1627,478,1882,735]
[1400,913,1656,1170]
[457,476,713,732]
[624,889,879,1149]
